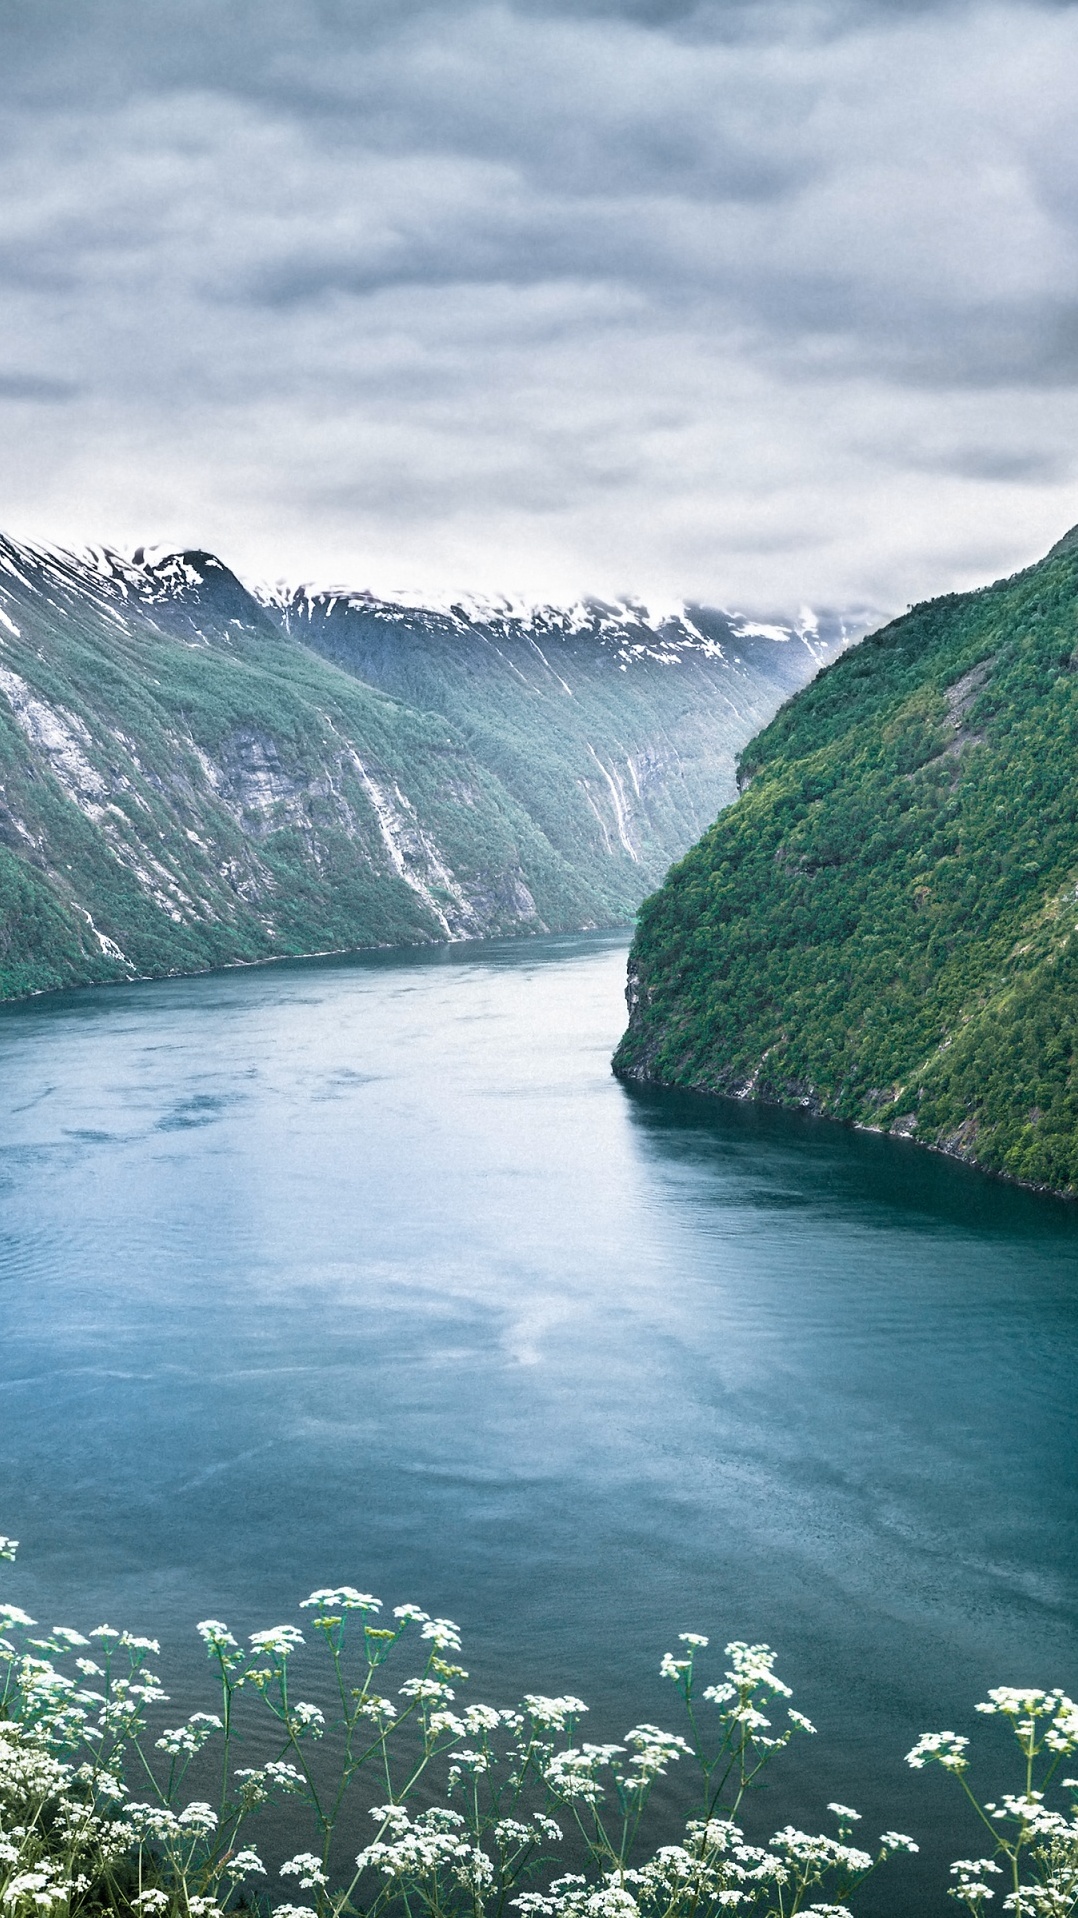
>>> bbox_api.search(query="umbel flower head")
[2,1520,1075,1918]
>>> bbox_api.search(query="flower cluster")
[910,1687,1078,1913]
[3,1522,1072,1918]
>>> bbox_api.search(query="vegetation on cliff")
[614,527,1078,1195]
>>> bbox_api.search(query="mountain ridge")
[0,534,859,1001]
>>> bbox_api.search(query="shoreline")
[613,1057,1078,1204]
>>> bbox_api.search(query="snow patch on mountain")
[259,577,873,672]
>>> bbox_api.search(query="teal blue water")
[0,930,1075,1913]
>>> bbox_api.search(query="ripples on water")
[0,931,1075,1915]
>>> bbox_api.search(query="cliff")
[614,527,1078,1195]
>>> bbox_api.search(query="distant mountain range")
[0,537,862,1000]
[615,524,1078,1196]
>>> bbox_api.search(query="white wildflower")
[618,1726,691,1784]
[156,1713,222,1756]
[249,1626,304,1658]
[356,1806,469,1880]
[533,1815,563,1842]
[463,1703,502,1733]
[280,1854,328,1891]
[399,1676,455,1703]
[948,1861,1002,1908]
[421,1617,462,1651]
[226,1850,265,1877]
[771,1828,873,1874]
[265,1761,307,1787]
[495,1820,533,1848]
[724,1643,793,1698]
[545,1745,623,1804]
[2,1867,74,1913]
[287,1701,325,1735]
[177,1802,218,1833]
[976,1689,1051,1717]
[368,1805,412,1835]
[300,1587,381,1611]
[1046,1697,1078,1753]
[906,1731,970,1771]
[523,1694,588,1730]
[356,1695,397,1723]
[455,1846,495,1892]
[196,1621,237,1649]
[115,1804,183,1843]
[730,1705,771,1730]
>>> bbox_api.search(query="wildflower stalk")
[10,1529,1075,1918]
[907,1686,1078,1913]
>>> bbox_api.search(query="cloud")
[0,0,1077,609]
[0,373,78,402]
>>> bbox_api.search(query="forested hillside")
[615,525,1078,1195]
[0,538,850,999]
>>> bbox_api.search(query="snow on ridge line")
[252,576,832,662]
[252,575,872,659]
[0,534,201,615]
[255,577,703,630]
[0,534,874,661]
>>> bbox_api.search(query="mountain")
[0,537,857,1000]
[263,582,855,897]
[614,525,1078,1195]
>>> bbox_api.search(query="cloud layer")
[2,0,1078,608]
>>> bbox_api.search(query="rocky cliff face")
[0,536,859,999]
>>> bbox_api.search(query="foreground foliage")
[614,525,1078,1193]
[1,1538,1076,1917]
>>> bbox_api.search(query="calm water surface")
[0,931,1075,1913]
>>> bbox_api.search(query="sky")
[3,0,1078,612]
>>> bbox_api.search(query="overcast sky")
[2,0,1078,611]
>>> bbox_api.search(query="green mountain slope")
[614,526,1078,1196]
[0,538,851,1000]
